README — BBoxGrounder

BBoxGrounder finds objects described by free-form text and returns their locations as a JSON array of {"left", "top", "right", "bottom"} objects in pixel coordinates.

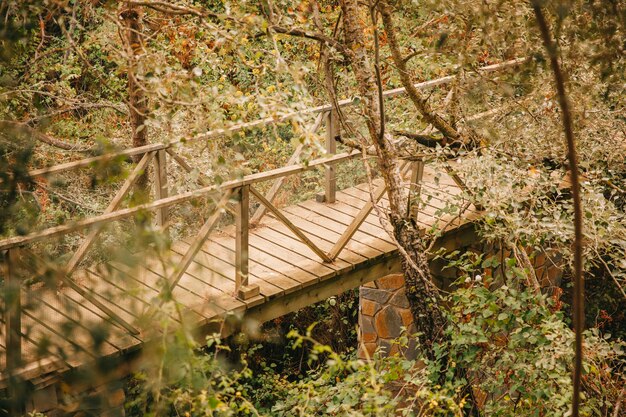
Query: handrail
[
  {"left": 0, "top": 150, "right": 361, "bottom": 250},
  {"left": 26, "top": 58, "right": 526, "bottom": 178}
]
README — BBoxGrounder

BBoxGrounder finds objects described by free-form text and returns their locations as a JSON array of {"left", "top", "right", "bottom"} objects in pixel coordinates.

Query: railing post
[
  {"left": 408, "top": 158, "right": 424, "bottom": 220},
  {"left": 4, "top": 248, "right": 24, "bottom": 415},
  {"left": 317, "top": 110, "right": 338, "bottom": 203},
  {"left": 235, "top": 185, "right": 258, "bottom": 300},
  {"left": 154, "top": 149, "right": 169, "bottom": 232}
]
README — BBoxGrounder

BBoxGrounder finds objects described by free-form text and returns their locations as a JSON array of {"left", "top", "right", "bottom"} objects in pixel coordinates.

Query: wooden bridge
[{"left": 0, "top": 61, "right": 523, "bottom": 399}]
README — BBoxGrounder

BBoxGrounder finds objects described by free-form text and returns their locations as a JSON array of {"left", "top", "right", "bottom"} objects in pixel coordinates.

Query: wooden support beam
[
  {"left": 250, "top": 112, "right": 326, "bottom": 225},
  {"left": 65, "top": 152, "right": 156, "bottom": 274},
  {"left": 241, "top": 255, "right": 402, "bottom": 329},
  {"left": 250, "top": 186, "right": 332, "bottom": 263},
  {"left": 318, "top": 110, "right": 338, "bottom": 203},
  {"left": 408, "top": 158, "right": 425, "bottom": 220},
  {"left": 154, "top": 149, "right": 169, "bottom": 230},
  {"left": 165, "top": 190, "right": 233, "bottom": 294},
  {"left": 166, "top": 148, "right": 211, "bottom": 187},
  {"left": 236, "top": 186, "right": 257, "bottom": 299},
  {"left": 327, "top": 182, "right": 387, "bottom": 260}
]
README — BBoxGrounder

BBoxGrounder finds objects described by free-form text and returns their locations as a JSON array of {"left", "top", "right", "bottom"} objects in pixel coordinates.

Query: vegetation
[{"left": 0, "top": 0, "right": 624, "bottom": 416}]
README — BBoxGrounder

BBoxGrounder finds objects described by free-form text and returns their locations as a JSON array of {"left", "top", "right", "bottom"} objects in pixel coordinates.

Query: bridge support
[{"left": 358, "top": 274, "right": 418, "bottom": 359}]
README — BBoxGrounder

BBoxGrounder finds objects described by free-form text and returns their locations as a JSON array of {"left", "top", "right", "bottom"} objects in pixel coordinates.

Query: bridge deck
[{"left": 0, "top": 164, "right": 479, "bottom": 384}]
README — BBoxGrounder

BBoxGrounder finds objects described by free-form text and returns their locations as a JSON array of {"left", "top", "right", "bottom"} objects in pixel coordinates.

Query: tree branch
[
  {"left": 270, "top": 25, "right": 352, "bottom": 59},
  {"left": 531, "top": 4, "right": 584, "bottom": 417}
]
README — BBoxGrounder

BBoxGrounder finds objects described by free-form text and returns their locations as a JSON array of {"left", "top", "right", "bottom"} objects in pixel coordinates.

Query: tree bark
[
  {"left": 339, "top": 0, "right": 447, "bottom": 359},
  {"left": 121, "top": 4, "right": 148, "bottom": 190}
]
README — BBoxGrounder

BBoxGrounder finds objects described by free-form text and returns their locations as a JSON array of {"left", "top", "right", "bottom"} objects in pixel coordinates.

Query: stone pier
[{"left": 358, "top": 274, "right": 418, "bottom": 359}]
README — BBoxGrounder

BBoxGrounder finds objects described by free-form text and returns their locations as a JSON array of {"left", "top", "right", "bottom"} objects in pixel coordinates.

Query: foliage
[{"left": 1, "top": 0, "right": 625, "bottom": 415}]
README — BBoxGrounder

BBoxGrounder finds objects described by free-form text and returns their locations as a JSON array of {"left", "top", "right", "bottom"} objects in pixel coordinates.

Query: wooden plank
[
  {"left": 332, "top": 191, "right": 392, "bottom": 233},
  {"left": 293, "top": 202, "right": 396, "bottom": 253},
  {"left": 345, "top": 184, "right": 465, "bottom": 232},
  {"left": 261, "top": 218, "right": 369, "bottom": 266},
  {"left": 19, "top": 248, "right": 139, "bottom": 336},
  {"left": 66, "top": 151, "right": 156, "bottom": 273},
  {"left": 253, "top": 224, "right": 356, "bottom": 271},
  {"left": 84, "top": 267, "right": 156, "bottom": 314},
  {"left": 21, "top": 302, "right": 98, "bottom": 366},
  {"left": 208, "top": 234, "right": 321, "bottom": 287},
  {"left": 328, "top": 182, "right": 387, "bottom": 260},
  {"left": 170, "top": 240, "right": 284, "bottom": 299},
  {"left": 250, "top": 186, "right": 331, "bottom": 263},
  {"left": 107, "top": 261, "right": 223, "bottom": 321},
  {"left": 144, "top": 254, "right": 248, "bottom": 313},
  {"left": 167, "top": 190, "right": 233, "bottom": 295},
  {"left": 272, "top": 206, "right": 385, "bottom": 260},
  {"left": 30, "top": 290, "right": 125, "bottom": 353},
  {"left": 224, "top": 228, "right": 336, "bottom": 281},
  {"left": 60, "top": 286, "right": 144, "bottom": 348},
  {"left": 247, "top": 232, "right": 338, "bottom": 282},
  {"left": 189, "top": 237, "right": 305, "bottom": 293},
  {"left": 181, "top": 238, "right": 299, "bottom": 296}
]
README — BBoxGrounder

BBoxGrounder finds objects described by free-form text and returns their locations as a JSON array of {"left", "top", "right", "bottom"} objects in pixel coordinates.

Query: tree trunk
[
  {"left": 120, "top": 4, "right": 148, "bottom": 190},
  {"left": 339, "top": 0, "right": 447, "bottom": 359}
]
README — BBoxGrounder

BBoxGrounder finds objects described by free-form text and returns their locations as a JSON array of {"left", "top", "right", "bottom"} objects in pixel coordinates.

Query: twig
[
  {"left": 1, "top": 121, "right": 95, "bottom": 152},
  {"left": 38, "top": 184, "right": 98, "bottom": 212},
  {"left": 532, "top": 4, "right": 584, "bottom": 417}
]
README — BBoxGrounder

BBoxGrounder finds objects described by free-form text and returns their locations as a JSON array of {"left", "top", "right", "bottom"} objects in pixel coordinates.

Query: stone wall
[{"left": 358, "top": 274, "right": 417, "bottom": 360}]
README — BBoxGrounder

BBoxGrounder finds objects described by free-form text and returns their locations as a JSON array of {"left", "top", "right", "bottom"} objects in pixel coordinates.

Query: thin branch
[
  {"left": 270, "top": 25, "right": 352, "bottom": 59},
  {"left": 532, "top": 4, "right": 584, "bottom": 417},
  {"left": 1, "top": 121, "right": 95, "bottom": 152}
]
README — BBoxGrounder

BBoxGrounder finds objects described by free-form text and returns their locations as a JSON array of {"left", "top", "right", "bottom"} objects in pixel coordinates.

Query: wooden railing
[{"left": 0, "top": 58, "right": 525, "bottom": 374}]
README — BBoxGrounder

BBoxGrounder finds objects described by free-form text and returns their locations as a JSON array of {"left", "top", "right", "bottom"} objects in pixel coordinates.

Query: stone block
[
  {"left": 378, "top": 339, "right": 392, "bottom": 355},
  {"left": 389, "top": 289, "right": 410, "bottom": 308},
  {"left": 360, "top": 315, "right": 375, "bottom": 334},
  {"left": 30, "top": 385, "right": 58, "bottom": 413},
  {"left": 108, "top": 388, "right": 126, "bottom": 408},
  {"left": 359, "top": 342, "right": 378, "bottom": 359},
  {"left": 376, "top": 274, "right": 405, "bottom": 290},
  {"left": 361, "top": 287, "right": 392, "bottom": 304},
  {"left": 361, "top": 331, "right": 377, "bottom": 343},
  {"left": 374, "top": 306, "right": 403, "bottom": 339},
  {"left": 361, "top": 299, "right": 379, "bottom": 316},
  {"left": 533, "top": 252, "right": 547, "bottom": 269},
  {"left": 398, "top": 308, "right": 414, "bottom": 327}
]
